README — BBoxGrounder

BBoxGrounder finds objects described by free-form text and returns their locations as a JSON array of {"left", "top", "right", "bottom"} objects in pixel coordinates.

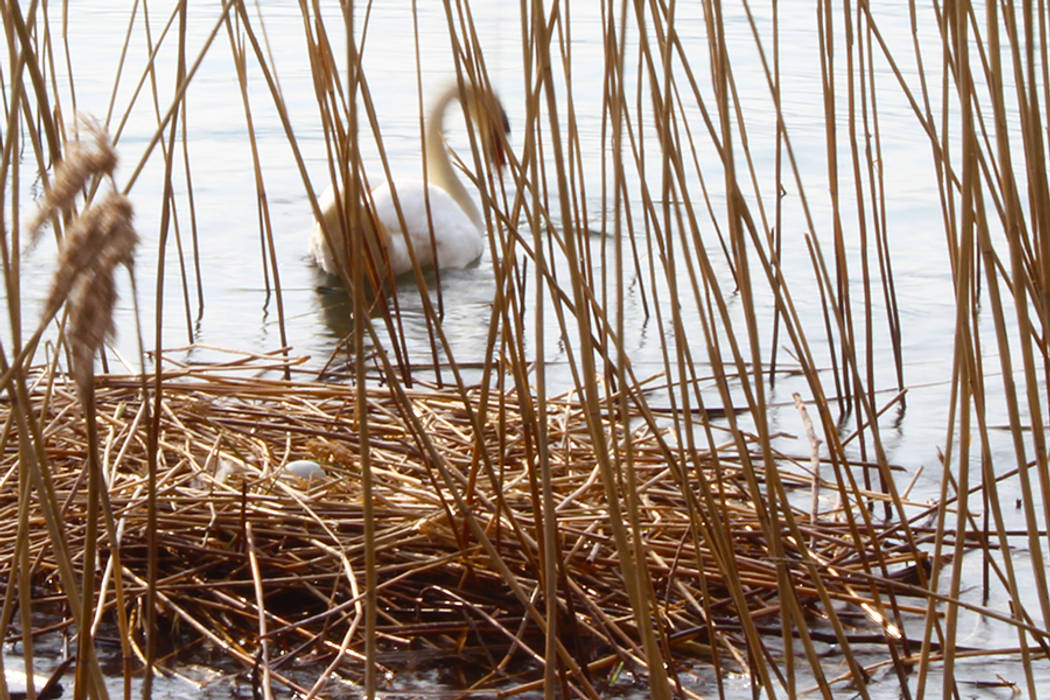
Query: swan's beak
[{"left": 491, "top": 126, "right": 507, "bottom": 169}]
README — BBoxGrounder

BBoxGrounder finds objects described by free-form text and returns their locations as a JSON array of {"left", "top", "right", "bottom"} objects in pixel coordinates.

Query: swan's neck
[{"left": 424, "top": 85, "right": 483, "bottom": 229}]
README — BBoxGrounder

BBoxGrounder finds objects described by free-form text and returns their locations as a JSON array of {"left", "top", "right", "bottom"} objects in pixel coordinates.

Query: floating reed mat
[{"left": 1, "top": 355, "right": 952, "bottom": 693}]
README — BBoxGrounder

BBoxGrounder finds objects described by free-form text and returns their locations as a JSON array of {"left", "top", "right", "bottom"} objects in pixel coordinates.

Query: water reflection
[{"left": 309, "top": 256, "right": 498, "bottom": 382}]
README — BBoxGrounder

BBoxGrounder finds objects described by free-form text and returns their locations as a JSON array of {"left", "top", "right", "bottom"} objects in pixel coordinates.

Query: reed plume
[
  {"left": 52, "top": 194, "right": 138, "bottom": 388},
  {"left": 31, "top": 125, "right": 137, "bottom": 391},
  {"left": 26, "top": 120, "right": 118, "bottom": 242}
]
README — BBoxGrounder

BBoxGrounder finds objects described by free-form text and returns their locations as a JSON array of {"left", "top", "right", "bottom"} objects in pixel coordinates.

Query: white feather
[{"left": 309, "top": 180, "right": 484, "bottom": 278}]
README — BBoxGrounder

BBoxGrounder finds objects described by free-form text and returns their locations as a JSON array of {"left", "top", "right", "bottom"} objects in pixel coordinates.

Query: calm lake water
[{"left": 7, "top": 0, "right": 1049, "bottom": 697}]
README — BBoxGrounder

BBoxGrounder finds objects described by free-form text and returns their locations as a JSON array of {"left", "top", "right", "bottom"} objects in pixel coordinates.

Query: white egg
[{"left": 282, "top": 459, "right": 326, "bottom": 481}]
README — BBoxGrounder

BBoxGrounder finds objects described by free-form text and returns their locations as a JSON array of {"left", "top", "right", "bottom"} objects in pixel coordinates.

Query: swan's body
[
  {"left": 310, "top": 83, "right": 508, "bottom": 279},
  {"left": 309, "top": 179, "right": 484, "bottom": 276}
]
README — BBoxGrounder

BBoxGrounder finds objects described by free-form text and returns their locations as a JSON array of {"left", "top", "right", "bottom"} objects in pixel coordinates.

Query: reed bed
[
  {"left": 0, "top": 351, "right": 968, "bottom": 697},
  {"left": 2, "top": 0, "right": 1049, "bottom": 698}
]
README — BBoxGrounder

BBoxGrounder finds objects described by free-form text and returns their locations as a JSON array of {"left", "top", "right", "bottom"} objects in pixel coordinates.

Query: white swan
[{"left": 309, "top": 82, "right": 509, "bottom": 280}]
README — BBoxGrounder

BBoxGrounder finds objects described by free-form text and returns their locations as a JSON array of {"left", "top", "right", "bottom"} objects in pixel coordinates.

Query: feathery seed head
[
  {"left": 30, "top": 120, "right": 137, "bottom": 392},
  {"left": 27, "top": 118, "right": 119, "bottom": 242}
]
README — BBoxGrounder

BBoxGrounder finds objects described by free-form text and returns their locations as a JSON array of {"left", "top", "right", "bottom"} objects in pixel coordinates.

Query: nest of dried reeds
[{"left": 0, "top": 351, "right": 956, "bottom": 696}]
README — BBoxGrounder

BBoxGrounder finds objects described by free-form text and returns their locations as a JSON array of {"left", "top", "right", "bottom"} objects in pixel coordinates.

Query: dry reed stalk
[
  {"left": 223, "top": 9, "right": 289, "bottom": 374},
  {"left": 13, "top": 116, "right": 138, "bottom": 700}
]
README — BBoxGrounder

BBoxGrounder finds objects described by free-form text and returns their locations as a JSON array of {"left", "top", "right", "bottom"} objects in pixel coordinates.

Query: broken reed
[{"left": 0, "top": 1, "right": 1048, "bottom": 699}]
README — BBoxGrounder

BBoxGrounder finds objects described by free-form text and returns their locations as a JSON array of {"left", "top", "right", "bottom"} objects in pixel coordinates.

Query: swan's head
[{"left": 466, "top": 88, "right": 510, "bottom": 169}]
